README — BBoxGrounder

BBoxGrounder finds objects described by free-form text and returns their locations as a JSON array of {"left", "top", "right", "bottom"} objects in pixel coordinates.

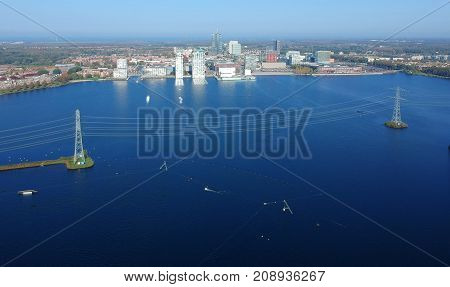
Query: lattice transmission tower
[
  {"left": 386, "top": 87, "right": 407, "bottom": 129},
  {"left": 74, "top": 109, "right": 85, "bottom": 164},
  {"left": 392, "top": 87, "right": 402, "bottom": 124}
]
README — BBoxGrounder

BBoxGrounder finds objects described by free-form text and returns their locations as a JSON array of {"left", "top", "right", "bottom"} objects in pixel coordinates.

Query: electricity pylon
[
  {"left": 74, "top": 109, "right": 85, "bottom": 164},
  {"left": 392, "top": 87, "right": 402, "bottom": 125},
  {"left": 386, "top": 87, "right": 407, "bottom": 129}
]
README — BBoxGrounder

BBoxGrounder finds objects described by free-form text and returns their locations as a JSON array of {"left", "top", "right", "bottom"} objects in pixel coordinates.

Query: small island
[{"left": 384, "top": 121, "right": 408, "bottom": 129}]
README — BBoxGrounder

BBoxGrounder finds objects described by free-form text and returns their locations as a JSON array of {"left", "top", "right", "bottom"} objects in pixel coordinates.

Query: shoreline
[
  {"left": 0, "top": 78, "right": 113, "bottom": 96},
  {"left": 312, "top": 71, "right": 396, "bottom": 76},
  {"left": 1, "top": 70, "right": 447, "bottom": 96}
]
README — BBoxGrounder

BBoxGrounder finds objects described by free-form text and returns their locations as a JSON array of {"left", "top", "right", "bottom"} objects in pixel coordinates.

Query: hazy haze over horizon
[{"left": 0, "top": 0, "right": 449, "bottom": 41}]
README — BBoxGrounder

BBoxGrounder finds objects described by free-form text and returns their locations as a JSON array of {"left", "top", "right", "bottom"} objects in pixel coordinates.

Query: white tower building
[
  {"left": 192, "top": 49, "right": 207, "bottom": 85},
  {"left": 113, "top": 58, "right": 128, "bottom": 80},
  {"left": 175, "top": 51, "right": 184, "bottom": 86},
  {"left": 228, "top": 41, "right": 241, "bottom": 56}
]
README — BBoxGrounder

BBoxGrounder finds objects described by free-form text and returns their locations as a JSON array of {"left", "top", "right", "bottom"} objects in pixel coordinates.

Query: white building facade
[
  {"left": 228, "top": 41, "right": 242, "bottom": 56},
  {"left": 142, "top": 67, "right": 167, "bottom": 78},
  {"left": 244, "top": 55, "right": 259, "bottom": 71},
  {"left": 216, "top": 65, "right": 237, "bottom": 78},
  {"left": 192, "top": 49, "right": 207, "bottom": 85},
  {"left": 175, "top": 51, "right": 184, "bottom": 86},
  {"left": 289, "top": 54, "right": 306, "bottom": 65},
  {"left": 113, "top": 58, "right": 128, "bottom": 80}
]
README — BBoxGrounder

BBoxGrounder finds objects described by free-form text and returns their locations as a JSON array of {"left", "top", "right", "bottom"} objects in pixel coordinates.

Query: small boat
[
  {"left": 204, "top": 186, "right": 224, "bottom": 194},
  {"left": 17, "top": 190, "right": 38, "bottom": 196},
  {"left": 146, "top": 95, "right": 150, "bottom": 103}
]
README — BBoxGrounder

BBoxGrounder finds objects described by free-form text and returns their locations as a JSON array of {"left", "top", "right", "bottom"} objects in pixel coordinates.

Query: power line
[
  {"left": 0, "top": 117, "right": 72, "bottom": 134},
  {"left": 0, "top": 135, "right": 74, "bottom": 153}
]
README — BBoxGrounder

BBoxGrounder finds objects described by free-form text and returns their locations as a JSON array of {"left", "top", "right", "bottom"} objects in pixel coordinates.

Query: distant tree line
[
  {"left": 372, "top": 60, "right": 450, "bottom": 78},
  {"left": 332, "top": 55, "right": 368, "bottom": 64},
  {"left": 419, "top": 67, "right": 450, "bottom": 78},
  {"left": 333, "top": 55, "right": 450, "bottom": 78},
  {"left": 0, "top": 66, "right": 103, "bottom": 95}
]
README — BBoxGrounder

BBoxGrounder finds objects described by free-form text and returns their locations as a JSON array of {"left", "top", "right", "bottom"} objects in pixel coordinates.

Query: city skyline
[{"left": 0, "top": 0, "right": 449, "bottom": 41}]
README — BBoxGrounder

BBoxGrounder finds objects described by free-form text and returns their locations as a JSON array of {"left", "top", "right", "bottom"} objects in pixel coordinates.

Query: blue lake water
[{"left": 0, "top": 73, "right": 449, "bottom": 266}]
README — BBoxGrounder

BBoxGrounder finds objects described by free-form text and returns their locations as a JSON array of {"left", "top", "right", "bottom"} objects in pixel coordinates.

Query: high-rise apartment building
[
  {"left": 192, "top": 49, "right": 207, "bottom": 85},
  {"left": 113, "top": 58, "right": 128, "bottom": 79},
  {"left": 211, "top": 31, "right": 223, "bottom": 54},
  {"left": 274, "top": 40, "right": 281, "bottom": 53},
  {"left": 175, "top": 51, "right": 184, "bottom": 86}
]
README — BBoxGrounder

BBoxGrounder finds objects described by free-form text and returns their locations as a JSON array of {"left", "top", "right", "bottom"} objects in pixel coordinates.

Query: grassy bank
[
  {"left": 0, "top": 152, "right": 94, "bottom": 172},
  {"left": 0, "top": 78, "right": 111, "bottom": 96}
]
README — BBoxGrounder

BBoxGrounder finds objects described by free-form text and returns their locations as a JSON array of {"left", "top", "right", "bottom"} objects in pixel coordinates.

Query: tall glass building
[
  {"left": 211, "top": 31, "right": 223, "bottom": 54},
  {"left": 274, "top": 40, "right": 281, "bottom": 53}
]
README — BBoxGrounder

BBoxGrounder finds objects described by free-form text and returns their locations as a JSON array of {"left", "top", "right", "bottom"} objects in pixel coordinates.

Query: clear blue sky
[{"left": 0, "top": 0, "right": 449, "bottom": 41}]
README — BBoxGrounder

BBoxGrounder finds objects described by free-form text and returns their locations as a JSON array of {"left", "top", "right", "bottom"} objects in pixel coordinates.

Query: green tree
[
  {"left": 68, "top": 66, "right": 82, "bottom": 74},
  {"left": 37, "top": 69, "right": 49, "bottom": 75},
  {"left": 52, "top": 68, "right": 62, "bottom": 75},
  {"left": 57, "top": 73, "right": 70, "bottom": 83}
]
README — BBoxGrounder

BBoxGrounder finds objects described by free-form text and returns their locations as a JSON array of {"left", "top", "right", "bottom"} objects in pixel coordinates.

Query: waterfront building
[
  {"left": 261, "top": 62, "right": 287, "bottom": 69},
  {"left": 216, "top": 63, "right": 238, "bottom": 79},
  {"left": 318, "top": 65, "right": 363, "bottom": 74},
  {"left": 142, "top": 67, "right": 168, "bottom": 78},
  {"left": 289, "top": 54, "right": 306, "bottom": 65},
  {"left": 211, "top": 31, "right": 223, "bottom": 54},
  {"left": 175, "top": 51, "right": 184, "bottom": 86},
  {"left": 315, "top": 51, "right": 333, "bottom": 64},
  {"left": 266, "top": 52, "right": 278, "bottom": 63},
  {"left": 228, "top": 41, "right": 242, "bottom": 56},
  {"left": 113, "top": 58, "right": 128, "bottom": 79},
  {"left": 411, "top": 55, "right": 424, "bottom": 61},
  {"left": 244, "top": 55, "right": 259, "bottom": 71},
  {"left": 192, "top": 49, "right": 207, "bottom": 85},
  {"left": 285, "top": 51, "right": 300, "bottom": 59}
]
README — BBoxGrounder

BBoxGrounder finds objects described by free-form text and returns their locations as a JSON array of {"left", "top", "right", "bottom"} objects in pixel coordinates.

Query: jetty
[
  {"left": 0, "top": 109, "right": 94, "bottom": 172},
  {"left": 0, "top": 151, "right": 94, "bottom": 172}
]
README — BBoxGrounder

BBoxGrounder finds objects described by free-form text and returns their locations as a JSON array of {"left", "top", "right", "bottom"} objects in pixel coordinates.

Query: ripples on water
[{"left": 0, "top": 74, "right": 449, "bottom": 266}]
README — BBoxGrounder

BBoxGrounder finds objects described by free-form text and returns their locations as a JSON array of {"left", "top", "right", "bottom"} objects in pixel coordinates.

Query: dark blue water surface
[{"left": 0, "top": 73, "right": 449, "bottom": 267}]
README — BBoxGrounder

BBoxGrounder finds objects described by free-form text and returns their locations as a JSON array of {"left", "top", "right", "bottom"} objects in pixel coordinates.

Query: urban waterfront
[{"left": 0, "top": 73, "right": 449, "bottom": 266}]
